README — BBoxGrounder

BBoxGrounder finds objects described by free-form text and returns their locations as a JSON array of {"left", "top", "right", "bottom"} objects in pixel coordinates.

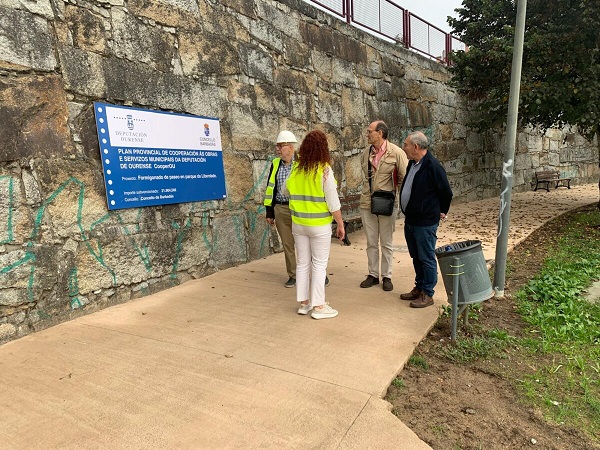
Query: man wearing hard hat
[{"left": 264, "top": 130, "right": 299, "bottom": 288}]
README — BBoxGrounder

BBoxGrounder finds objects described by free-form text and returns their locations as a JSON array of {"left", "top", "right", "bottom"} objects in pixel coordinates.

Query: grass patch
[
  {"left": 431, "top": 424, "right": 449, "bottom": 438},
  {"left": 407, "top": 354, "right": 429, "bottom": 371},
  {"left": 515, "top": 209, "right": 600, "bottom": 439},
  {"left": 391, "top": 407, "right": 402, "bottom": 418},
  {"left": 435, "top": 328, "right": 515, "bottom": 363},
  {"left": 431, "top": 208, "right": 600, "bottom": 440},
  {"left": 391, "top": 377, "right": 405, "bottom": 389}
]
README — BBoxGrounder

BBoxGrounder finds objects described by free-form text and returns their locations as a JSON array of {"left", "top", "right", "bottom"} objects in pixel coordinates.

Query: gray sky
[{"left": 400, "top": 0, "right": 463, "bottom": 33}]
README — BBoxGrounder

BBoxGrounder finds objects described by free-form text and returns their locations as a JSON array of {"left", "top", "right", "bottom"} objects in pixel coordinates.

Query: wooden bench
[
  {"left": 534, "top": 170, "right": 572, "bottom": 192},
  {"left": 336, "top": 193, "right": 361, "bottom": 246}
]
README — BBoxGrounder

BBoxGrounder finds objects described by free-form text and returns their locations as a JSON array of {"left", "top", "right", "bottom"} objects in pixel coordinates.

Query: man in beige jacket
[{"left": 359, "top": 120, "right": 408, "bottom": 291}]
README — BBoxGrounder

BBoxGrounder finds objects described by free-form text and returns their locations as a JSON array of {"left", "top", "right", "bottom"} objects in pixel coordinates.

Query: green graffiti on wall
[
  {"left": 170, "top": 205, "right": 194, "bottom": 280},
  {"left": 0, "top": 176, "right": 14, "bottom": 244},
  {"left": 68, "top": 267, "right": 84, "bottom": 309},
  {"left": 116, "top": 210, "right": 152, "bottom": 272},
  {"left": 1, "top": 165, "right": 277, "bottom": 307},
  {"left": 243, "top": 160, "right": 272, "bottom": 256}
]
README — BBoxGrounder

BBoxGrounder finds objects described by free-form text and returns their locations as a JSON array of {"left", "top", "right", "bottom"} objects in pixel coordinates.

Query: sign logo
[
  {"left": 204, "top": 123, "right": 210, "bottom": 136},
  {"left": 126, "top": 114, "right": 134, "bottom": 130}
]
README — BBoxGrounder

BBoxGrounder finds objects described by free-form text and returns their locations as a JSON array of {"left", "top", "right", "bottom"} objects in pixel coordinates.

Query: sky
[{"left": 399, "top": 0, "right": 463, "bottom": 33}]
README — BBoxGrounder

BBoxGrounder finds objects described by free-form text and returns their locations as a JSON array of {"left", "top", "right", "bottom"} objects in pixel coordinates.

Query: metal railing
[{"left": 304, "top": 0, "right": 465, "bottom": 65}]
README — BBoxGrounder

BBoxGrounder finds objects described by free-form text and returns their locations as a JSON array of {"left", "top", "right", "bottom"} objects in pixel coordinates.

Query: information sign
[{"left": 93, "top": 102, "right": 226, "bottom": 210}]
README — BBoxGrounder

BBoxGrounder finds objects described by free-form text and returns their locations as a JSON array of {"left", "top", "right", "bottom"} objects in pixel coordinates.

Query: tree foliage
[{"left": 448, "top": 0, "right": 600, "bottom": 140}]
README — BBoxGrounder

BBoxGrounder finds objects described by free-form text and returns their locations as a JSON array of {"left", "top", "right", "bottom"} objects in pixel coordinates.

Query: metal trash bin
[{"left": 435, "top": 240, "right": 493, "bottom": 305}]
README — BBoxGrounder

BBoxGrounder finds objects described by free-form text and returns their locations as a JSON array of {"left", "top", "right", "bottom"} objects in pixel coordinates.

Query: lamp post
[{"left": 493, "top": 0, "right": 528, "bottom": 298}]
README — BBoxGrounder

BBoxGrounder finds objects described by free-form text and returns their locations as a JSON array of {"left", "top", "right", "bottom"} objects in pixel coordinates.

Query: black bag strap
[
  {"left": 368, "top": 158, "right": 373, "bottom": 194},
  {"left": 369, "top": 154, "right": 398, "bottom": 195}
]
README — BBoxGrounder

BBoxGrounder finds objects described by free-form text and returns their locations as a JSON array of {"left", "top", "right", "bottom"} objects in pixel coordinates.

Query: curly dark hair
[{"left": 297, "top": 130, "right": 331, "bottom": 173}]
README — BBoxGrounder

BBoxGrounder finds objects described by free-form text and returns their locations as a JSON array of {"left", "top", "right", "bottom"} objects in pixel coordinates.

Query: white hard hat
[{"left": 276, "top": 130, "right": 298, "bottom": 144}]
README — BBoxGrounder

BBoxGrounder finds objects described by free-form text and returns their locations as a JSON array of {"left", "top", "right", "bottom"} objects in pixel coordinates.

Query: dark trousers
[{"left": 404, "top": 223, "right": 439, "bottom": 297}]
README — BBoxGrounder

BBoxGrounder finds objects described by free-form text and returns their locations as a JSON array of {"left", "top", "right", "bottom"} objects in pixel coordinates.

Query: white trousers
[
  {"left": 360, "top": 208, "right": 396, "bottom": 279},
  {"left": 292, "top": 223, "right": 331, "bottom": 307}
]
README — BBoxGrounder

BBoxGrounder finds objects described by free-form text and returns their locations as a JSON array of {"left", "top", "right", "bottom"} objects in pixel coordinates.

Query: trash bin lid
[{"left": 435, "top": 239, "right": 482, "bottom": 256}]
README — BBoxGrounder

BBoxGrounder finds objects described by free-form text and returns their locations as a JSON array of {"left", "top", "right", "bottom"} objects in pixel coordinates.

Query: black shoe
[
  {"left": 360, "top": 275, "right": 379, "bottom": 288},
  {"left": 285, "top": 277, "right": 296, "bottom": 288},
  {"left": 382, "top": 277, "right": 393, "bottom": 291},
  {"left": 325, "top": 276, "right": 330, "bottom": 287}
]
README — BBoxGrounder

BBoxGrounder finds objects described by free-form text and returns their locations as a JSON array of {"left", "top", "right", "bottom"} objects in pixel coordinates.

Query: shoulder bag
[{"left": 369, "top": 161, "right": 395, "bottom": 216}]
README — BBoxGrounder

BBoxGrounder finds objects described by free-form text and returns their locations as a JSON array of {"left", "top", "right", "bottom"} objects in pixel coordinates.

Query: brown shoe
[
  {"left": 400, "top": 287, "right": 422, "bottom": 300},
  {"left": 410, "top": 293, "right": 434, "bottom": 308}
]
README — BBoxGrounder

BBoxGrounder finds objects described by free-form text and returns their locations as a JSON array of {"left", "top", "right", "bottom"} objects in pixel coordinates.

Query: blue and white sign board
[{"left": 93, "top": 102, "right": 226, "bottom": 210}]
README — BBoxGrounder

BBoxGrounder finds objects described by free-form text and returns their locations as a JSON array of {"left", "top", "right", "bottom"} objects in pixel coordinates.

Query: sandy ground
[{"left": 436, "top": 184, "right": 599, "bottom": 263}]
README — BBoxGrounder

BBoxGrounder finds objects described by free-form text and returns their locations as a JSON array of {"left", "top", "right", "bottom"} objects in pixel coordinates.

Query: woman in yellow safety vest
[{"left": 284, "top": 130, "right": 345, "bottom": 319}]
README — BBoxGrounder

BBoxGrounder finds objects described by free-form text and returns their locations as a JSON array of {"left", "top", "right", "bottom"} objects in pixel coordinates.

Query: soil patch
[{"left": 387, "top": 204, "right": 600, "bottom": 450}]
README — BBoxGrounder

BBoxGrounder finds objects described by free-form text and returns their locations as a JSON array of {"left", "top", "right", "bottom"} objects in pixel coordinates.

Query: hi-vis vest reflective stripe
[
  {"left": 287, "top": 164, "right": 332, "bottom": 227},
  {"left": 263, "top": 158, "right": 281, "bottom": 207}
]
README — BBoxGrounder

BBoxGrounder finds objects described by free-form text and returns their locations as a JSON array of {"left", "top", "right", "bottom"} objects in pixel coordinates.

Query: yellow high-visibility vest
[
  {"left": 287, "top": 164, "right": 332, "bottom": 227},
  {"left": 263, "top": 158, "right": 281, "bottom": 207}
]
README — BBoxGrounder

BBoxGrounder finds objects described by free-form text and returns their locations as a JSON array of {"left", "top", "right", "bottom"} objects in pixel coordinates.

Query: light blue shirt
[{"left": 400, "top": 161, "right": 422, "bottom": 210}]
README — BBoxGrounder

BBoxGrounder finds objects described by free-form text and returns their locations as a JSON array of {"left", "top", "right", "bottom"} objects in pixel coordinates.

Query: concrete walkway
[{"left": 1, "top": 184, "right": 597, "bottom": 449}]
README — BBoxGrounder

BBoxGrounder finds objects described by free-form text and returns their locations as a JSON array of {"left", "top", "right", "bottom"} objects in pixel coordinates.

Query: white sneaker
[
  {"left": 311, "top": 303, "right": 338, "bottom": 320},
  {"left": 297, "top": 303, "right": 312, "bottom": 315}
]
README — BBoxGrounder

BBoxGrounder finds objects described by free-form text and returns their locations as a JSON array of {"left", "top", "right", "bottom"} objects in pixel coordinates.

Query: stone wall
[{"left": 0, "top": 0, "right": 598, "bottom": 343}]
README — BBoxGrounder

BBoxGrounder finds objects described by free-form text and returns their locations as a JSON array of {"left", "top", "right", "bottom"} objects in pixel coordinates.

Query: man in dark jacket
[{"left": 399, "top": 131, "right": 453, "bottom": 308}]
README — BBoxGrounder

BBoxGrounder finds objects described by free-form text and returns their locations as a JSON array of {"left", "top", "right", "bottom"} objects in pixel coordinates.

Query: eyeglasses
[
  {"left": 276, "top": 143, "right": 291, "bottom": 149},
  {"left": 366, "top": 129, "right": 379, "bottom": 135}
]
